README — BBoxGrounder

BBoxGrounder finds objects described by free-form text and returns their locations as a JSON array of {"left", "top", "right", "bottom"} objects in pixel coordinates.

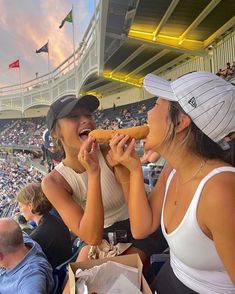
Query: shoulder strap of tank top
[
  {"left": 191, "top": 166, "right": 235, "bottom": 208},
  {"left": 161, "top": 169, "right": 176, "bottom": 230},
  {"left": 54, "top": 161, "right": 63, "bottom": 170},
  {"left": 162, "top": 169, "right": 176, "bottom": 208}
]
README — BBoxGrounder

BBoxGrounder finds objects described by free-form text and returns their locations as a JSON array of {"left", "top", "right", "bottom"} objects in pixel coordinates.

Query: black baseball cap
[{"left": 46, "top": 94, "right": 99, "bottom": 131}]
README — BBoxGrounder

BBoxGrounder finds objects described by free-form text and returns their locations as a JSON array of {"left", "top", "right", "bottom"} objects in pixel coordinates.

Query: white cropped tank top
[
  {"left": 161, "top": 167, "right": 235, "bottom": 294},
  {"left": 55, "top": 148, "right": 129, "bottom": 228}
]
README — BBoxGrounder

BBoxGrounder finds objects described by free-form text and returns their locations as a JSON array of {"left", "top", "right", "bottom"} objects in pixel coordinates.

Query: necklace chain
[{"left": 174, "top": 160, "right": 206, "bottom": 206}]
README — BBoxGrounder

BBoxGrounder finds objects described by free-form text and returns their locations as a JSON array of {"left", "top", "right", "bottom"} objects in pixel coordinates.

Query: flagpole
[
  {"left": 71, "top": 5, "right": 78, "bottom": 93},
  {"left": 18, "top": 59, "right": 23, "bottom": 115},
  {"left": 94, "top": 0, "right": 97, "bottom": 58},
  {"left": 47, "top": 39, "right": 50, "bottom": 76},
  {"left": 72, "top": 5, "right": 76, "bottom": 68},
  {"left": 47, "top": 40, "right": 52, "bottom": 101},
  {"left": 59, "top": 7, "right": 77, "bottom": 93}
]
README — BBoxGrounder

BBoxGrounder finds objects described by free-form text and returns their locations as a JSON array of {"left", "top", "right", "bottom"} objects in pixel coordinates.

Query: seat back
[
  {"left": 51, "top": 272, "right": 59, "bottom": 294},
  {"left": 53, "top": 241, "right": 81, "bottom": 294},
  {"left": 145, "top": 253, "right": 170, "bottom": 285}
]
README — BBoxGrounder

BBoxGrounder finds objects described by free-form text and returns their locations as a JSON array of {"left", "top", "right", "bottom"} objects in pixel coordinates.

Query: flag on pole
[
  {"left": 36, "top": 42, "right": 48, "bottom": 54},
  {"left": 8, "top": 59, "right": 20, "bottom": 69},
  {"left": 59, "top": 9, "right": 73, "bottom": 28}
]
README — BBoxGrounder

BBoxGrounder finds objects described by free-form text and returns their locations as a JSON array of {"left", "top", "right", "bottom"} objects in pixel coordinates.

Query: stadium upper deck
[{"left": 0, "top": 0, "right": 234, "bottom": 119}]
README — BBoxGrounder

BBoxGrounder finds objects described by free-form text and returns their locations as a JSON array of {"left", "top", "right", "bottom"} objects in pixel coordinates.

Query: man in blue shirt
[{"left": 0, "top": 218, "right": 54, "bottom": 294}]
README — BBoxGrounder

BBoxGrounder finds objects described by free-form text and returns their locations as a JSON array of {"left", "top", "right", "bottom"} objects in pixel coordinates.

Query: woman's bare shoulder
[
  {"left": 42, "top": 169, "right": 61, "bottom": 184},
  {"left": 200, "top": 165, "right": 235, "bottom": 238},
  {"left": 42, "top": 169, "right": 72, "bottom": 194},
  {"left": 202, "top": 164, "right": 235, "bottom": 209}
]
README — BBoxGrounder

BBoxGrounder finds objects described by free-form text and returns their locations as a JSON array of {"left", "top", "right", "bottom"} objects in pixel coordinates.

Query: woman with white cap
[{"left": 109, "top": 72, "right": 235, "bottom": 293}]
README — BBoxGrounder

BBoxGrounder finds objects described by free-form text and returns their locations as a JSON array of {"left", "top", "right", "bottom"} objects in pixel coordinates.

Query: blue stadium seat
[
  {"left": 72, "top": 236, "right": 81, "bottom": 251},
  {"left": 150, "top": 253, "right": 170, "bottom": 273},
  {"left": 53, "top": 238, "right": 81, "bottom": 294},
  {"left": 145, "top": 252, "right": 170, "bottom": 285},
  {"left": 51, "top": 272, "right": 59, "bottom": 294}
]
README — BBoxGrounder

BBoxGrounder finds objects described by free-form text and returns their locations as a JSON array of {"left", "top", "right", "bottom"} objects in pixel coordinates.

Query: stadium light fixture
[
  {"left": 103, "top": 72, "right": 142, "bottom": 88},
  {"left": 178, "top": 38, "right": 184, "bottom": 45}
]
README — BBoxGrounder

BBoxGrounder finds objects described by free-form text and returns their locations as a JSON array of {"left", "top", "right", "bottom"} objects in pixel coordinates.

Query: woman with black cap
[
  {"left": 42, "top": 94, "right": 167, "bottom": 263},
  {"left": 109, "top": 72, "right": 235, "bottom": 293}
]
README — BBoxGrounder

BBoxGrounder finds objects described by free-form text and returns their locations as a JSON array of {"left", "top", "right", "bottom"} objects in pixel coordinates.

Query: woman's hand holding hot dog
[{"left": 109, "top": 134, "right": 141, "bottom": 171}]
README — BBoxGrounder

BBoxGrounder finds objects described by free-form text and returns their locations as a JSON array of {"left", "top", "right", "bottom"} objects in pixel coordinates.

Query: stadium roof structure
[{"left": 82, "top": 0, "right": 235, "bottom": 96}]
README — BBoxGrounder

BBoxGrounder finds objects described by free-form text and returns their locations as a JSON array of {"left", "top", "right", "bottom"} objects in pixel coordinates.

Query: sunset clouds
[{"left": 0, "top": 0, "right": 93, "bottom": 87}]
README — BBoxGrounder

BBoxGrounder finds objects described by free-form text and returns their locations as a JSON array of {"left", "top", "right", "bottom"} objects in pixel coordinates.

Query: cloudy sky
[{"left": 0, "top": 0, "right": 94, "bottom": 87}]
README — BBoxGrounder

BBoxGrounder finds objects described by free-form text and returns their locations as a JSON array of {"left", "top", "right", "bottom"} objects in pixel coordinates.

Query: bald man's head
[{"left": 0, "top": 218, "right": 23, "bottom": 253}]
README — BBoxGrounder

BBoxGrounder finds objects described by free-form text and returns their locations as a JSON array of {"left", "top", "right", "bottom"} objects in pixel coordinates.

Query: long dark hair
[{"left": 168, "top": 101, "right": 235, "bottom": 166}]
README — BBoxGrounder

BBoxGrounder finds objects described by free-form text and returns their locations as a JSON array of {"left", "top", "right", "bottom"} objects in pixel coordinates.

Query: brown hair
[
  {"left": 16, "top": 183, "right": 52, "bottom": 215},
  {"left": 166, "top": 101, "right": 234, "bottom": 165},
  {"left": 50, "top": 121, "right": 65, "bottom": 159}
]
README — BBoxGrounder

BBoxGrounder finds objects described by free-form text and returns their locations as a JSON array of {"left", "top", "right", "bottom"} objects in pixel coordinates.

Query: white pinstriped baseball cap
[{"left": 144, "top": 71, "right": 235, "bottom": 142}]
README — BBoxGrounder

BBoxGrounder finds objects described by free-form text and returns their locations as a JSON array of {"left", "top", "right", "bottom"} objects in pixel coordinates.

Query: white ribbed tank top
[
  {"left": 55, "top": 148, "right": 129, "bottom": 228},
  {"left": 161, "top": 167, "right": 235, "bottom": 294}
]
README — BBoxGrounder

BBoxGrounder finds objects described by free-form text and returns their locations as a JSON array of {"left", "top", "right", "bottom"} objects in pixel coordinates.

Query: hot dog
[{"left": 89, "top": 125, "right": 149, "bottom": 143}]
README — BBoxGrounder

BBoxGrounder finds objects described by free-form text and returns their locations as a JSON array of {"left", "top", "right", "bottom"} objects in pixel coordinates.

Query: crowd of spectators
[
  {"left": 2, "top": 86, "right": 235, "bottom": 151},
  {"left": 0, "top": 157, "right": 43, "bottom": 218},
  {"left": 0, "top": 99, "right": 153, "bottom": 149},
  {"left": 0, "top": 119, "right": 16, "bottom": 132},
  {"left": 94, "top": 100, "right": 151, "bottom": 130},
  {"left": 0, "top": 70, "right": 234, "bottom": 149},
  {"left": 216, "top": 61, "right": 235, "bottom": 81},
  {"left": 0, "top": 117, "right": 46, "bottom": 147}
]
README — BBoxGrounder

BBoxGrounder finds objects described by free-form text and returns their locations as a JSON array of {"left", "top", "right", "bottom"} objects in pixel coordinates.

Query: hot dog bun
[{"left": 89, "top": 125, "right": 149, "bottom": 143}]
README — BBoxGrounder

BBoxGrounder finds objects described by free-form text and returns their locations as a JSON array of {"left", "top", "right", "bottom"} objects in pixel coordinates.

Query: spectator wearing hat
[
  {"left": 16, "top": 182, "right": 72, "bottom": 268},
  {"left": 42, "top": 129, "right": 61, "bottom": 172},
  {"left": 109, "top": 71, "right": 235, "bottom": 293},
  {"left": 0, "top": 218, "right": 54, "bottom": 294},
  {"left": 41, "top": 94, "right": 167, "bottom": 264}
]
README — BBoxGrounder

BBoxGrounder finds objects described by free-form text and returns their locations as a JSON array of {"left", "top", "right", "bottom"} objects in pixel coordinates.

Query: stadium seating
[
  {"left": 53, "top": 237, "right": 81, "bottom": 294},
  {"left": 145, "top": 252, "right": 170, "bottom": 285},
  {"left": 0, "top": 161, "right": 43, "bottom": 218},
  {"left": 52, "top": 272, "right": 59, "bottom": 294}
]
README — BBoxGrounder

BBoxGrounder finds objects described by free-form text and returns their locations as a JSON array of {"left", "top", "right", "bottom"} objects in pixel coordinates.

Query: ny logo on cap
[{"left": 188, "top": 97, "right": 197, "bottom": 108}]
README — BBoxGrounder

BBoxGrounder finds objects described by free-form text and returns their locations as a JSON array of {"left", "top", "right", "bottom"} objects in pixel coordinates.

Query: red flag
[{"left": 8, "top": 59, "right": 20, "bottom": 69}]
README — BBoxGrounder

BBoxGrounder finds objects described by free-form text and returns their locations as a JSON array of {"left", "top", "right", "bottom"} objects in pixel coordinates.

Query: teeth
[{"left": 79, "top": 128, "right": 91, "bottom": 136}]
